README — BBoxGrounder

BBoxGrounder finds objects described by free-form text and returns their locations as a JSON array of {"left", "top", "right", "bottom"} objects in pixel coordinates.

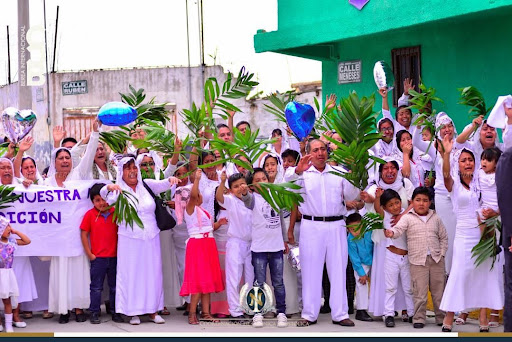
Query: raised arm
[
  {"left": 75, "top": 120, "right": 100, "bottom": 180},
  {"left": 14, "top": 137, "right": 34, "bottom": 178},
  {"left": 144, "top": 177, "right": 179, "bottom": 195},
  {"left": 11, "top": 226, "right": 31, "bottom": 246},
  {"left": 100, "top": 184, "right": 121, "bottom": 206},
  {"left": 456, "top": 116, "right": 482, "bottom": 145},
  {"left": 441, "top": 135, "right": 454, "bottom": 192},
  {"left": 401, "top": 143, "right": 412, "bottom": 179},
  {"left": 216, "top": 171, "right": 227, "bottom": 204},
  {"left": 412, "top": 127, "right": 437, "bottom": 160},
  {"left": 188, "top": 169, "right": 202, "bottom": 212},
  {"left": 379, "top": 88, "right": 390, "bottom": 112}
]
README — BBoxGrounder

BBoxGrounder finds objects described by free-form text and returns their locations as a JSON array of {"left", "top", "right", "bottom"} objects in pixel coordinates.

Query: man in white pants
[{"left": 285, "top": 139, "right": 358, "bottom": 327}]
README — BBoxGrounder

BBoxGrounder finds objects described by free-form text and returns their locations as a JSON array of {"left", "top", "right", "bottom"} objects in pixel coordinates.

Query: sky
[{"left": 0, "top": 0, "right": 322, "bottom": 93}]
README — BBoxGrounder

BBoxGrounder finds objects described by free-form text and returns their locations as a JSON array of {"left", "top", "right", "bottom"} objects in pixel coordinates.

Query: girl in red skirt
[{"left": 176, "top": 169, "right": 224, "bottom": 325}]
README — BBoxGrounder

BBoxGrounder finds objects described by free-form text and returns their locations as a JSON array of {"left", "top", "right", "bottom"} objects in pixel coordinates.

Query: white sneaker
[
  {"left": 252, "top": 313, "right": 264, "bottom": 328},
  {"left": 129, "top": 316, "right": 141, "bottom": 325},
  {"left": 13, "top": 321, "right": 27, "bottom": 328},
  {"left": 277, "top": 313, "right": 288, "bottom": 328},
  {"left": 149, "top": 314, "right": 165, "bottom": 324}
]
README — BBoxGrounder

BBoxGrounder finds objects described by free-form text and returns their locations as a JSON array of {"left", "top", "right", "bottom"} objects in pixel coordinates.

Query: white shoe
[
  {"left": 252, "top": 313, "right": 263, "bottom": 328},
  {"left": 0, "top": 324, "right": 3, "bottom": 332},
  {"left": 13, "top": 321, "right": 27, "bottom": 328},
  {"left": 129, "top": 316, "right": 141, "bottom": 325},
  {"left": 149, "top": 314, "right": 165, "bottom": 324},
  {"left": 277, "top": 313, "right": 288, "bottom": 328}
]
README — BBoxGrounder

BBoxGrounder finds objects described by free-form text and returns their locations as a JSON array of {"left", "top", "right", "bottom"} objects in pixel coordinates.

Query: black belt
[{"left": 302, "top": 215, "right": 345, "bottom": 222}]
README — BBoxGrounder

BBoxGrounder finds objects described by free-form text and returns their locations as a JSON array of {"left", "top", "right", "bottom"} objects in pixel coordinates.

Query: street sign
[
  {"left": 62, "top": 80, "right": 88, "bottom": 95},
  {"left": 338, "top": 60, "right": 362, "bottom": 84}
]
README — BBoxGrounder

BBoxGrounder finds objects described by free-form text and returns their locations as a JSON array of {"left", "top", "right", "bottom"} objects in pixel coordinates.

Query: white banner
[{"left": 0, "top": 180, "right": 99, "bottom": 257}]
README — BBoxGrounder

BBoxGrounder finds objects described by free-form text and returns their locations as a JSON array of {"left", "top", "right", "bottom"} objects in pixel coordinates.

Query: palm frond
[
  {"left": 99, "top": 129, "right": 132, "bottom": 154},
  {"left": 351, "top": 212, "right": 384, "bottom": 240},
  {"left": 471, "top": 216, "right": 502, "bottom": 269},
  {"left": 263, "top": 91, "right": 297, "bottom": 136},
  {"left": 109, "top": 190, "right": 144, "bottom": 230},
  {"left": 0, "top": 185, "right": 22, "bottom": 210},
  {"left": 458, "top": 86, "right": 490, "bottom": 119},
  {"left": 254, "top": 181, "right": 304, "bottom": 212}
]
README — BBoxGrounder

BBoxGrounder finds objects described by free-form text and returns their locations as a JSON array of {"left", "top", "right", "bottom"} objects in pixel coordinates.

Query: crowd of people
[{"left": 0, "top": 80, "right": 511, "bottom": 333}]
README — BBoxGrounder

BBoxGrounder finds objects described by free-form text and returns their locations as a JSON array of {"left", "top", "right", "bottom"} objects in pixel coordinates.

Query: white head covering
[
  {"left": 136, "top": 152, "right": 162, "bottom": 179},
  {"left": 488, "top": 95, "right": 512, "bottom": 130},
  {"left": 0, "top": 157, "right": 15, "bottom": 185},
  {"left": 18, "top": 155, "right": 44, "bottom": 184},
  {"left": 435, "top": 112, "right": 458, "bottom": 139},
  {"left": 375, "top": 156, "right": 404, "bottom": 192},
  {"left": 262, "top": 153, "right": 284, "bottom": 184},
  {"left": 450, "top": 147, "right": 480, "bottom": 214},
  {"left": 46, "top": 147, "right": 72, "bottom": 183},
  {"left": 117, "top": 156, "right": 143, "bottom": 192},
  {"left": 0, "top": 215, "right": 10, "bottom": 236}
]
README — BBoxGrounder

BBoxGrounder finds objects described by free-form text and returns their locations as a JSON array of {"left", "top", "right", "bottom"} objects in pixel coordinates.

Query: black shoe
[
  {"left": 59, "top": 313, "right": 70, "bottom": 324},
  {"left": 176, "top": 302, "right": 188, "bottom": 311},
  {"left": 320, "top": 305, "right": 331, "bottom": 314},
  {"left": 90, "top": 312, "right": 100, "bottom": 324},
  {"left": 414, "top": 322, "right": 425, "bottom": 329},
  {"left": 355, "top": 310, "right": 373, "bottom": 322},
  {"left": 385, "top": 316, "right": 395, "bottom": 328},
  {"left": 112, "top": 313, "right": 124, "bottom": 323},
  {"left": 76, "top": 313, "right": 87, "bottom": 323}
]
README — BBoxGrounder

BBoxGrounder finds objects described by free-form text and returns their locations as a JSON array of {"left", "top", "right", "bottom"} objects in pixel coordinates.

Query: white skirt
[
  {"left": 48, "top": 255, "right": 90, "bottom": 314},
  {"left": 368, "top": 241, "right": 406, "bottom": 316},
  {"left": 20, "top": 257, "right": 50, "bottom": 312},
  {"left": 0, "top": 269, "right": 19, "bottom": 302},
  {"left": 435, "top": 194, "right": 457, "bottom": 274},
  {"left": 12, "top": 256, "right": 38, "bottom": 303},
  {"left": 116, "top": 234, "right": 164, "bottom": 316},
  {"left": 160, "top": 229, "right": 182, "bottom": 307},
  {"left": 440, "top": 226, "right": 504, "bottom": 312}
]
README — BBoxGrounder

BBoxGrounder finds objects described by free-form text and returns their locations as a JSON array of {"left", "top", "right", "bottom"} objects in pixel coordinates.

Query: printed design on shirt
[
  {"left": 0, "top": 240, "right": 15, "bottom": 269},
  {"left": 262, "top": 201, "right": 281, "bottom": 230}
]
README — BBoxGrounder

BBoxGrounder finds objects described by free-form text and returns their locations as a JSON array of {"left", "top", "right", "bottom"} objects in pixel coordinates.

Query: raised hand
[
  {"left": 402, "top": 142, "right": 413, "bottom": 156},
  {"left": 325, "top": 94, "right": 337, "bottom": 110},
  {"left": 52, "top": 126, "right": 66, "bottom": 143},
  {"left": 441, "top": 134, "right": 454, "bottom": 154},
  {"left": 379, "top": 87, "right": 388, "bottom": 98},
  {"left": 195, "top": 168, "right": 202, "bottom": 181},
  {"left": 375, "top": 187, "right": 384, "bottom": 199},
  {"left": 220, "top": 170, "right": 227, "bottom": 183},
  {"left": 295, "top": 154, "right": 313, "bottom": 174},
  {"left": 93, "top": 118, "right": 102, "bottom": 132},
  {"left": 107, "top": 184, "right": 122, "bottom": 192},
  {"left": 472, "top": 115, "right": 484, "bottom": 127},
  {"left": 19, "top": 137, "right": 34, "bottom": 152},
  {"left": 174, "top": 136, "right": 182, "bottom": 152},
  {"left": 168, "top": 177, "right": 180, "bottom": 186},
  {"left": 403, "top": 78, "right": 414, "bottom": 95}
]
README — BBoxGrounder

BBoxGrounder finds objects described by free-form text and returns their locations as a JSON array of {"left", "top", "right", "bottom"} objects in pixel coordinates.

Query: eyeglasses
[
  {"left": 380, "top": 127, "right": 393, "bottom": 132},
  {"left": 140, "top": 162, "right": 155, "bottom": 168}
]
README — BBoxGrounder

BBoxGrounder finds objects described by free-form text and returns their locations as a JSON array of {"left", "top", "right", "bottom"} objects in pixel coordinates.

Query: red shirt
[{"left": 80, "top": 207, "right": 118, "bottom": 258}]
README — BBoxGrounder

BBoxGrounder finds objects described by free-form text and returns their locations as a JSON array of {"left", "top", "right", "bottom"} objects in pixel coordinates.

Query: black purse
[{"left": 142, "top": 181, "right": 176, "bottom": 231}]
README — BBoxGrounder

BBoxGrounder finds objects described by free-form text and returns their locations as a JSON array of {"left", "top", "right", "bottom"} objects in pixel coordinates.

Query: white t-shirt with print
[
  {"left": 250, "top": 193, "right": 284, "bottom": 253},
  {"left": 222, "top": 194, "right": 253, "bottom": 242}
]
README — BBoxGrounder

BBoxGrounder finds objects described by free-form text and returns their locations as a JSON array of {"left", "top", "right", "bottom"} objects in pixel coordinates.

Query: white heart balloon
[{"left": 1, "top": 107, "right": 38, "bottom": 143}]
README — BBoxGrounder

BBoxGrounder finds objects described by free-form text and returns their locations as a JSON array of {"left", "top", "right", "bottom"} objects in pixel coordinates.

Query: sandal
[
  {"left": 480, "top": 325, "right": 489, "bottom": 333},
  {"left": 21, "top": 311, "right": 33, "bottom": 319},
  {"left": 489, "top": 313, "right": 500, "bottom": 328},
  {"left": 442, "top": 324, "right": 452, "bottom": 332},
  {"left": 188, "top": 313, "right": 199, "bottom": 325},
  {"left": 455, "top": 317, "right": 466, "bottom": 325},
  {"left": 160, "top": 307, "right": 171, "bottom": 316},
  {"left": 296, "top": 319, "right": 317, "bottom": 327},
  {"left": 42, "top": 312, "right": 54, "bottom": 319},
  {"left": 200, "top": 313, "right": 220, "bottom": 323}
]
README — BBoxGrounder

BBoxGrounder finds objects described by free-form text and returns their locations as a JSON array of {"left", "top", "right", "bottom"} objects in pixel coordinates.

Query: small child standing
[
  {"left": 346, "top": 213, "right": 373, "bottom": 322},
  {"left": 245, "top": 168, "right": 288, "bottom": 328},
  {"left": 385, "top": 187, "right": 448, "bottom": 328},
  {"left": 80, "top": 183, "right": 123, "bottom": 324},
  {"left": 375, "top": 189, "right": 414, "bottom": 328},
  {"left": 0, "top": 216, "right": 31, "bottom": 333}
]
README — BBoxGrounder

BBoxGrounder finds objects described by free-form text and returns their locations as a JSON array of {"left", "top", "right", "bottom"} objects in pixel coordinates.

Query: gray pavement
[{"left": 4, "top": 308, "right": 503, "bottom": 336}]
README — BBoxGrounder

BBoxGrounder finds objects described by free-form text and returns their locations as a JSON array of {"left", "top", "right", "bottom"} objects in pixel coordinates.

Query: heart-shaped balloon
[
  {"left": 97, "top": 102, "right": 138, "bottom": 126},
  {"left": 284, "top": 102, "right": 316, "bottom": 141},
  {"left": 373, "top": 61, "right": 395, "bottom": 90},
  {"left": 2, "top": 107, "right": 37, "bottom": 143}
]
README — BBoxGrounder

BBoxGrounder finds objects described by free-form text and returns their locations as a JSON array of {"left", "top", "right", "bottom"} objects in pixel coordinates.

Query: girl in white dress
[
  {"left": 393, "top": 130, "right": 425, "bottom": 188},
  {"left": 440, "top": 138, "right": 504, "bottom": 333},
  {"left": 0, "top": 216, "right": 31, "bottom": 333}
]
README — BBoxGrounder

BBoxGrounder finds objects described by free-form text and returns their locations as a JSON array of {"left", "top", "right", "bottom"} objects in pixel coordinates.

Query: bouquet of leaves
[
  {"left": 471, "top": 216, "right": 501, "bottom": 269},
  {"left": 0, "top": 185, "right": 22, "bottom": 209},
  {"left": 254, "top": 181, "right": 304, "bottom": 213},
  {"left": 458, "top": 86, "right": 491, "bottom": 139},
  {"left": 351, "top": 212, "right": 384, "bottom": 240},
  {"left": 109, "top": 190, "right": 143, "bottom": 230}
]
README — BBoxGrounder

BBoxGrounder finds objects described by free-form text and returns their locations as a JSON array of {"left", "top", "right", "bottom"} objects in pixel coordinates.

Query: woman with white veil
[
  {"left": 100, "top": 156, "right": 179, "bottom": 325},
  {"left": 44, "top": 120, "right": 100, "bottom": 323}
]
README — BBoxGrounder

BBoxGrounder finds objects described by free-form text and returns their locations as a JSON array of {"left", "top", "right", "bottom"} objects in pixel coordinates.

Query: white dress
[
  {"left": 199, "top": 174, "right": 220, "bottom": 218},
  {"left": 440, "top": 181, "right": 504, "bottom": 312},
  {"left": 0, "top": 238, "right": 20, "bottom": 305}
]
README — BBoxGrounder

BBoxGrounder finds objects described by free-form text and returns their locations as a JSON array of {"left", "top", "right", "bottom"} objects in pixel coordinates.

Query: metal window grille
[{"left": 391, "top": 46, "right": 421, "bottom": 107}]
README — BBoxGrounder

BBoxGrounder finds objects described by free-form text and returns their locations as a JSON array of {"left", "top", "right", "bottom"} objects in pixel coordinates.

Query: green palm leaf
[
  {"left": 471, "top": 216, "right": 501, "bottom": 269},
  {"left": 0, "top": 185, "right": 22, "bottom": 210},
  {"left": 254, "top": 181, "right": 304, "bottom": 212},
  {"left": 109, "top": 190, "right": 143, "bottom": 230},
  {"left": 458, "top": 86, "right": 490, "bottom": 120},
  {"left": 351, "top": 212, "right": 384, "bottom": 240}
]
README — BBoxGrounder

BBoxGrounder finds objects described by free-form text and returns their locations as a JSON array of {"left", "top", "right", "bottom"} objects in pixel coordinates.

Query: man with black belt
[{"left": 285, "top": 139, "right": 359, "bottom": 327}]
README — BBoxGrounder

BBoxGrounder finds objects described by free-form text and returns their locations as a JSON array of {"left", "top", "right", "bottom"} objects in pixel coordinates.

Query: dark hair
[
  {"left": 217, "top": 123, "right": 230, "bottom": 131},
  {"left": 459, "top": 148, "right": 475, "bottom": 161},
  {"left": 412, "top": 186, "right": 432, "bottom": 201},
  {"left": 395, "top": 105, "right": 412, "bottom": 120},
  {"left": 88, "top": 183, "right": 106, "bottom": 202},
  {"left": 481, "top": 147, "right": 502, "bottom": 163},
  {"left": 281, "top": 149, "right": 300, "bottom": 163},
  {"left": 378, "top": 118, "right": 394, "bottom": 131},
  {"left": 263, "top": 154, "right": 280, "bottom": 167},
  {"left": 199, "top": 151, "right": 216, "bottom": 166},
  {"left": 62, "top": 137, "right": 78, "bottom": 146},
  {"left": 246, "top": 167, "right": 269, "bottom": 185},
  {"left": 396, "top": 130, "right": 413, "bottom": 158},
  {"left": 21, "top": 156, "right": 36, "bottom": 169},
  {"left": 42, "top": 166, "right": 49, "bottom": 177},
  {"left": 228, "top": 173, "right": 246, "bottom": 188},
  {"left": 175, "top": 161, "right": 189, "bottom": 170},
  {"left": 346, "top": 213, "right": 362, "bottom": 226},
  {"left": 271, "top": 128, "right": 283, "bottom": 137},
  {"left": 379, "top": 189, "right": 401, "bottom": 207},
  {"left": 236, "top": 121, "right": 251, "bottom": 129},
  {"left": 305, "top": 139, "right": 327, "bottom": 154},
  {"left": 378, "top": 160, "right": 399, "bottom": 174},
  {"left": 136, "top": 147, "right": 150, "bottom": 156}
]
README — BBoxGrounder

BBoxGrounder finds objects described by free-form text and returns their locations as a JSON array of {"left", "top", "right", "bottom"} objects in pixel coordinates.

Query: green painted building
[{"left": 254, "top": 0, "right": 512, "bottom": 129}]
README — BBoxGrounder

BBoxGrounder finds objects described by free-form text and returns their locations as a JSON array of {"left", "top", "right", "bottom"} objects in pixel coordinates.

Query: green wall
[{"left": 322, "top": 9, "right": 512, "bottom": 131}]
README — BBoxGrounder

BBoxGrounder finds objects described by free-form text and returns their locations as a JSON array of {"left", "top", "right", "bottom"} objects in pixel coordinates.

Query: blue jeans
[
  {"left": 89, "top": 257, "right": 117, "bottom": 313},
  {"left": 251, "top": 251, "right": 286, "bottom": 314}
]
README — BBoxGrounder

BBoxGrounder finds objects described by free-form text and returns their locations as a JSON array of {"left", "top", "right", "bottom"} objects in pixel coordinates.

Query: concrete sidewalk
[{"left": 5, "top": 308, "right": 503, "bottom": 335}]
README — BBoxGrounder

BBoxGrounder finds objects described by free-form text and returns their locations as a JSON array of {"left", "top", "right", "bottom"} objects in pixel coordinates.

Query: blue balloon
[
  {"left": 284, "top": 102, "right": 316, "bottom": 141},
  {"left": 97, "top": 102, "right": 138, "bottom": 126}
]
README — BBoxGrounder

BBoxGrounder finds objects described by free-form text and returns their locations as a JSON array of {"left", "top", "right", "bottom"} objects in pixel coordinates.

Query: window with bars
[{"left": 391, "top": 46, "right": 421, "bottom": 107}]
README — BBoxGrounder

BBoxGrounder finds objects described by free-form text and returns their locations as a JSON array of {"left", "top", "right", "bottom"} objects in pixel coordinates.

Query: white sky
[{"left": 0, "top": 0, "right": 321, "bottom": 93}]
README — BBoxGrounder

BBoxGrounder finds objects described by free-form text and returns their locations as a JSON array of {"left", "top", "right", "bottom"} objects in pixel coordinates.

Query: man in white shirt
[{"left": 284, "top": 139, "right": 358, "bottom": 327}]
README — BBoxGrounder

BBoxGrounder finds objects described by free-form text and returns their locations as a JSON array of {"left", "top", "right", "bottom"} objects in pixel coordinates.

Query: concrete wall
[{"left": 0, "top": 65, "right": 321, "bottom": 168}]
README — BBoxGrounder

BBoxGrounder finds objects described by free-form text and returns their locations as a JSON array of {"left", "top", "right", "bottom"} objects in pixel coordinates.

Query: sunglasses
[{"left": 140, "top": 162, "right": 155, "bottom": 168}]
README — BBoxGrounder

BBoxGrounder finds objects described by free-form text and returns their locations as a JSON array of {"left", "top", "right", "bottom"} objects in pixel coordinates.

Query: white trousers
[
  {"left": 225, "top": 238, "right": 253, "bottom": 317},
  {"left": 384, "top": 250, "right": 414, "bottom": 317},
  {"left": 300, "top": 219, "right": 348, "bottom": 322},
  {"left": 435, "top": 194, "right": 456, "bottom": 274},
  {"left": 354, "top": 264, "right": 370, "bottom": 310}
]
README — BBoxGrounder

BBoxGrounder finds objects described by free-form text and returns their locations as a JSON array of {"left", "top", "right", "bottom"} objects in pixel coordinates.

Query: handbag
[{"left": 142, "top": 181, "right": 176, "bottom": 231}]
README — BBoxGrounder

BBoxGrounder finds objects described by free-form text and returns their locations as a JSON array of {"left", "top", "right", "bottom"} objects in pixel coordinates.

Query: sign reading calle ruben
[
  {"left": 62, "top": 80, "right": 88, "bottom": 95},
  {"left": 338, "top": 60, "right": 362, "bottom": 84}
]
